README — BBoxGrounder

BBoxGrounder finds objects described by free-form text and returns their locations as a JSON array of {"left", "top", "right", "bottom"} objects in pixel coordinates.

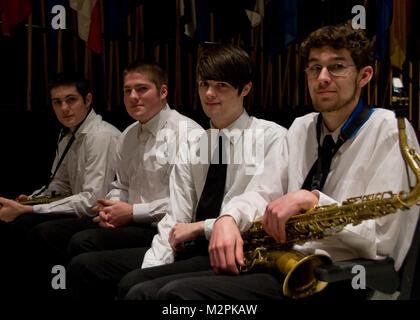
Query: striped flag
[{"left": 69, "top": 0, "right": 101, "bottom": 53}]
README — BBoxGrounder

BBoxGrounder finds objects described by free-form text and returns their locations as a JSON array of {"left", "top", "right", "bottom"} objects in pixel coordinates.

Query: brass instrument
[
  {"left": 241, "top": 78, "right": 420, "bottom": 299},
  {"left": 17, "top": 194, "right": 71, "bottom": 205},
  {"left": 0, "top": 193, "right": 70, "bottom": 210}
]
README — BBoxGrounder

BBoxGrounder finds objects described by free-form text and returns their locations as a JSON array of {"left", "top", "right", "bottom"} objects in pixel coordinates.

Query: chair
[{"left": 314, "top": 213, "right": 420, "bottom": 300}]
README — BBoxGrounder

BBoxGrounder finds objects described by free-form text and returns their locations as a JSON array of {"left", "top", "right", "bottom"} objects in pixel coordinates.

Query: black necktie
[
  {"left": 302, "top": 100, "right": 372, "bottom": 191},
  {"left": 195, "top": 135, "right": 227, "bottom": 222},
  {"left": 302, "top": 134, "right": 335, "bottom": 191}
]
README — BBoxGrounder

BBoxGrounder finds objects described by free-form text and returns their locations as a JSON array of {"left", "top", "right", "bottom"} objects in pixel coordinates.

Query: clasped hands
[{"left": 92, "top": 198, "right": 133, "bottom": 228}]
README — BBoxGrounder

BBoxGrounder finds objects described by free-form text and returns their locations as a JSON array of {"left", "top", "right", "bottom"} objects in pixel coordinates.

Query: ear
[
  {"left": 240, "top": 82, "right": 253, "bottom": 97},
  {"left": 357, "top": 66, "right": 373, "bottom": 89},
  {"left": 160, "top": 85, "right": 168, "bottom": 100},
  {"left": 85, "top": 93, "right": 93, "bottom": 108}
]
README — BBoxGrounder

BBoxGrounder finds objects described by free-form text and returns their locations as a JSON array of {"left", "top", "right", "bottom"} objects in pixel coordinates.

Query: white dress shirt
[
  {"left": 105, "top": 104, "right": 202, "bottom": 224},
  {"left": 32, "top": 109, "right": 121, "bottom": 217},
  {"left": 142, "top": 110, "right": 287, "bottom": 268},
  {"left": 222, "top": 108, "right": 420, "bottom": 271}
]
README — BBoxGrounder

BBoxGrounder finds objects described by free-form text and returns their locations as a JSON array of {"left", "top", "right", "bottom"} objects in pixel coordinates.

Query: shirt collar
[
  {"left": 138, "top": 104, "right": 170, "bottom": 138},
  {"left": 74, "top": 108, "right": 96, "bottom": 137},
  {"left": 209, "top": 109, "right": 250, "bottom": 131},
  {"left": 321, "top": 121, "right": 344, "bottom": 144},
  {"left": 209, "top": 110, "right": 250, "bottom": 146}
]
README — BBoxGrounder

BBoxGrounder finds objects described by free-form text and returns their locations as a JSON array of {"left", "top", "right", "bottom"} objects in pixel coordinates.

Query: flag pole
[
  {"left": 72, "top": 10, "right": 79, "bottom": 72},
  {"left": 27, "top": 14, "right": 33, "bottom": 111},
  {"left": 99, "top": 0, "right": 107, "bottom": 107},
  {"left": 115, "top": 40, "right": 121, "bottom": 108},
  {"left": 40, "top": 0, "right": 49, "bottom": 106},
  {"left": 57, "top": 28, "right": 63, "bottom": 72},
  {"left": 108, "top": 41, "right": 114, "bottom": 111}
]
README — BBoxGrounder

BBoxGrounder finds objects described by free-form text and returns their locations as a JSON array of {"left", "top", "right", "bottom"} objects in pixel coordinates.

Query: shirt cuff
[
  {"left": 132, "top": 203, "right": 151, "bottom": 223},
  {"left": 316, "top": 191, "right": 338, "bottom": 206},
  {"left": 204, "top": 218, "right": 216, "bottom": 239},
  {"left": 32, "top": 204, "right": 50, "bottom": 214}
]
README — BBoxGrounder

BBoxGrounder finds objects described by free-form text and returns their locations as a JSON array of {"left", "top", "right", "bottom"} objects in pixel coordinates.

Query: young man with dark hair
[
  {"left": 122, "top": 23, "right": 419, "bottom": 300},
  {"left": 0, "top": 72, "right": 121, "bottom": 298},
  {"left": 0, "top": 73, "right": 120, "bottom": 221}
]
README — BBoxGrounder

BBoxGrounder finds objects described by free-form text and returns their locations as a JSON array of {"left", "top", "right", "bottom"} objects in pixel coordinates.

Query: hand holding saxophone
[
  {"left": 0, "top": 196, "right": 33, "bottom": 222},
  {"left": 262, "top": 190, "right": 319, "bottom": 243}
]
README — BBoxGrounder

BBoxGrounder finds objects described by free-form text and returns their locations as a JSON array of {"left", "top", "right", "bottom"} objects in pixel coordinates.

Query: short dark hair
[
  {"left": 123, "top": 60, "right": 168, "bottom": 91},
  {"left": 48, "top": 72, "right": 91, "bottom": 103},
  {"left": 300, "top": 22, "right": 373, "bottom": 70},
  {"left": 197, "top": 44, "right": 253, "bottom": 94}
]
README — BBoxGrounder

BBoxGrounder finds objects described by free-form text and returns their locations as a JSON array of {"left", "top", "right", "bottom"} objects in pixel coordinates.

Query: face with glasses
[
  {"left": 305, "top": 46, "right": 372, "bottom": 116},
  {"left": 51, "top": 85, "right": 92, "bottom": 132},
  {"left": 123, "top": 71, "right": 168, "bottom": 123}
]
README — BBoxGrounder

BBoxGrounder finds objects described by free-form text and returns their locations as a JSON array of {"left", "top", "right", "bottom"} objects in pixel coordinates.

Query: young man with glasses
[{"left": 122, "top": 23, "right": 420, "bottom": 300}]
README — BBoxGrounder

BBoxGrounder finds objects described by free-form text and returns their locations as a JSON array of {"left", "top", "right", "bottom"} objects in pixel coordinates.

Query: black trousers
[
  {"left": 28, "top": 216, "right": 157, "bottom": 265},
  {"left": 27, "top": 216, "right": 157, "bottom": 300},
  {"left": 67, "top": 246, "right": 150, "bottom": 300},
  {"left": 118, "top": 254, "right": 212, "bottom": 299},
  {"left": 123, "top": 268, "right": 370, "bottom": 300},
  {"left": 0, "top": 212, "right": 74, "bottom": 300}
]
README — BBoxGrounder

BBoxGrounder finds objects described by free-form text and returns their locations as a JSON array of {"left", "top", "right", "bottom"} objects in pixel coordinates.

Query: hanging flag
[
  {"left": 265, "top": 0, "right": 303, "bottom": 54},
  {"left": 374, "top": 0, "right": 393, "bottom": 61},
  {"left": 196, "top": 0, "right": 208, "bottom": 43},
  {"left": 245, "top": 0, "right": 265, "bottom": 28},
  {"left": 389, "top": 0, "right": 412, "bottom": 70},
  {"left": 181, "top": 0, "right": 197, "bottom": 38},
  {"left": 69, "top": 0, "right": 101, "bottom": 53},
  {"left": 0, "top": 0, "right": 32, "bottom": 36},
  {"left": 106, "top": 0, "right": 128, "bottom": 40}
]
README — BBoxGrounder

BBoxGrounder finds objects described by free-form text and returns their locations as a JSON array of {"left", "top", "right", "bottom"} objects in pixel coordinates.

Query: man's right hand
[
  {"left": 209, "top": 215, "right": 244, "bottom": 275},
  {"left": 262, "top": 189, "right": 319, "bottom": 243}
]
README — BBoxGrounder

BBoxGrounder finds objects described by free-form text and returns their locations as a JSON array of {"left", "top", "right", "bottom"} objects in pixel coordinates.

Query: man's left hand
[{"left": 0, "top": 197, "right": 32, "bottom": 222}]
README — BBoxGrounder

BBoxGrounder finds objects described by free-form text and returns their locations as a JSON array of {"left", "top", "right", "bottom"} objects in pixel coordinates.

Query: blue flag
[{"left": 374, "top": 0, "right": 393, "bottom": 61}]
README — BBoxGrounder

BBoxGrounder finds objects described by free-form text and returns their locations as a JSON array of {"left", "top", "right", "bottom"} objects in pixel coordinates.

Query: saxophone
[
  {"left": 17, "top": 193, "right": 71, "bottom": 205},
  {"left": 241, "top": 78, "right": 420, "bottom": 299}
]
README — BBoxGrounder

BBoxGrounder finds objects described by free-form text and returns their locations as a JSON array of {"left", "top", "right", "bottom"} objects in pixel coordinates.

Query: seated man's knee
[
  {"left": 28, "top": 221, "right": 55, "bottom": 245},
  {"left": 117, "top": 269, "right": 141, "bottom": 299},
  {"left": 156, "top": 279, "right": 190, "bottom": 300},
  {"left": 124, "top": 279, "right": 169, "bottom": 300},
  {"left": 68, "top": 230, "right": 99, "bottom": 258}
]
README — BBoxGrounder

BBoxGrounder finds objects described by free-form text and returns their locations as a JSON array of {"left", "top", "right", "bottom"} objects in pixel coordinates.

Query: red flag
[
  {"left": 88, "top": 1, "right": 101, "bottom": 53},
  {"left": 0, "top": 0, "right": 32, "bottom": 36},
  {"left": 70, "top": 0, "right": 101, "bottom": 53}
]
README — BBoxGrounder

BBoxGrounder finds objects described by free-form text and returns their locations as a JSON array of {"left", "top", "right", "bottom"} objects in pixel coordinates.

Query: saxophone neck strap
[
  {"left": 34, "top": 108, "right": 92, "bottom": 197},
  {"left": 316, "top": 98, "right": 373, "bottom": 156}
]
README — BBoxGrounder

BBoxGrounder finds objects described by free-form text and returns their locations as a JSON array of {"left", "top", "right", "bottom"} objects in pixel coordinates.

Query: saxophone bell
[{"left": 241, "top": 246, "right": 332, "bottom": 299}]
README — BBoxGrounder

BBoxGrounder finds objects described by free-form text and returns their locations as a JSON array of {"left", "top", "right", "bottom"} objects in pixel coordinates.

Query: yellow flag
[{"left": 390, "top": 0, "right": 412, "bottom": 70}]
